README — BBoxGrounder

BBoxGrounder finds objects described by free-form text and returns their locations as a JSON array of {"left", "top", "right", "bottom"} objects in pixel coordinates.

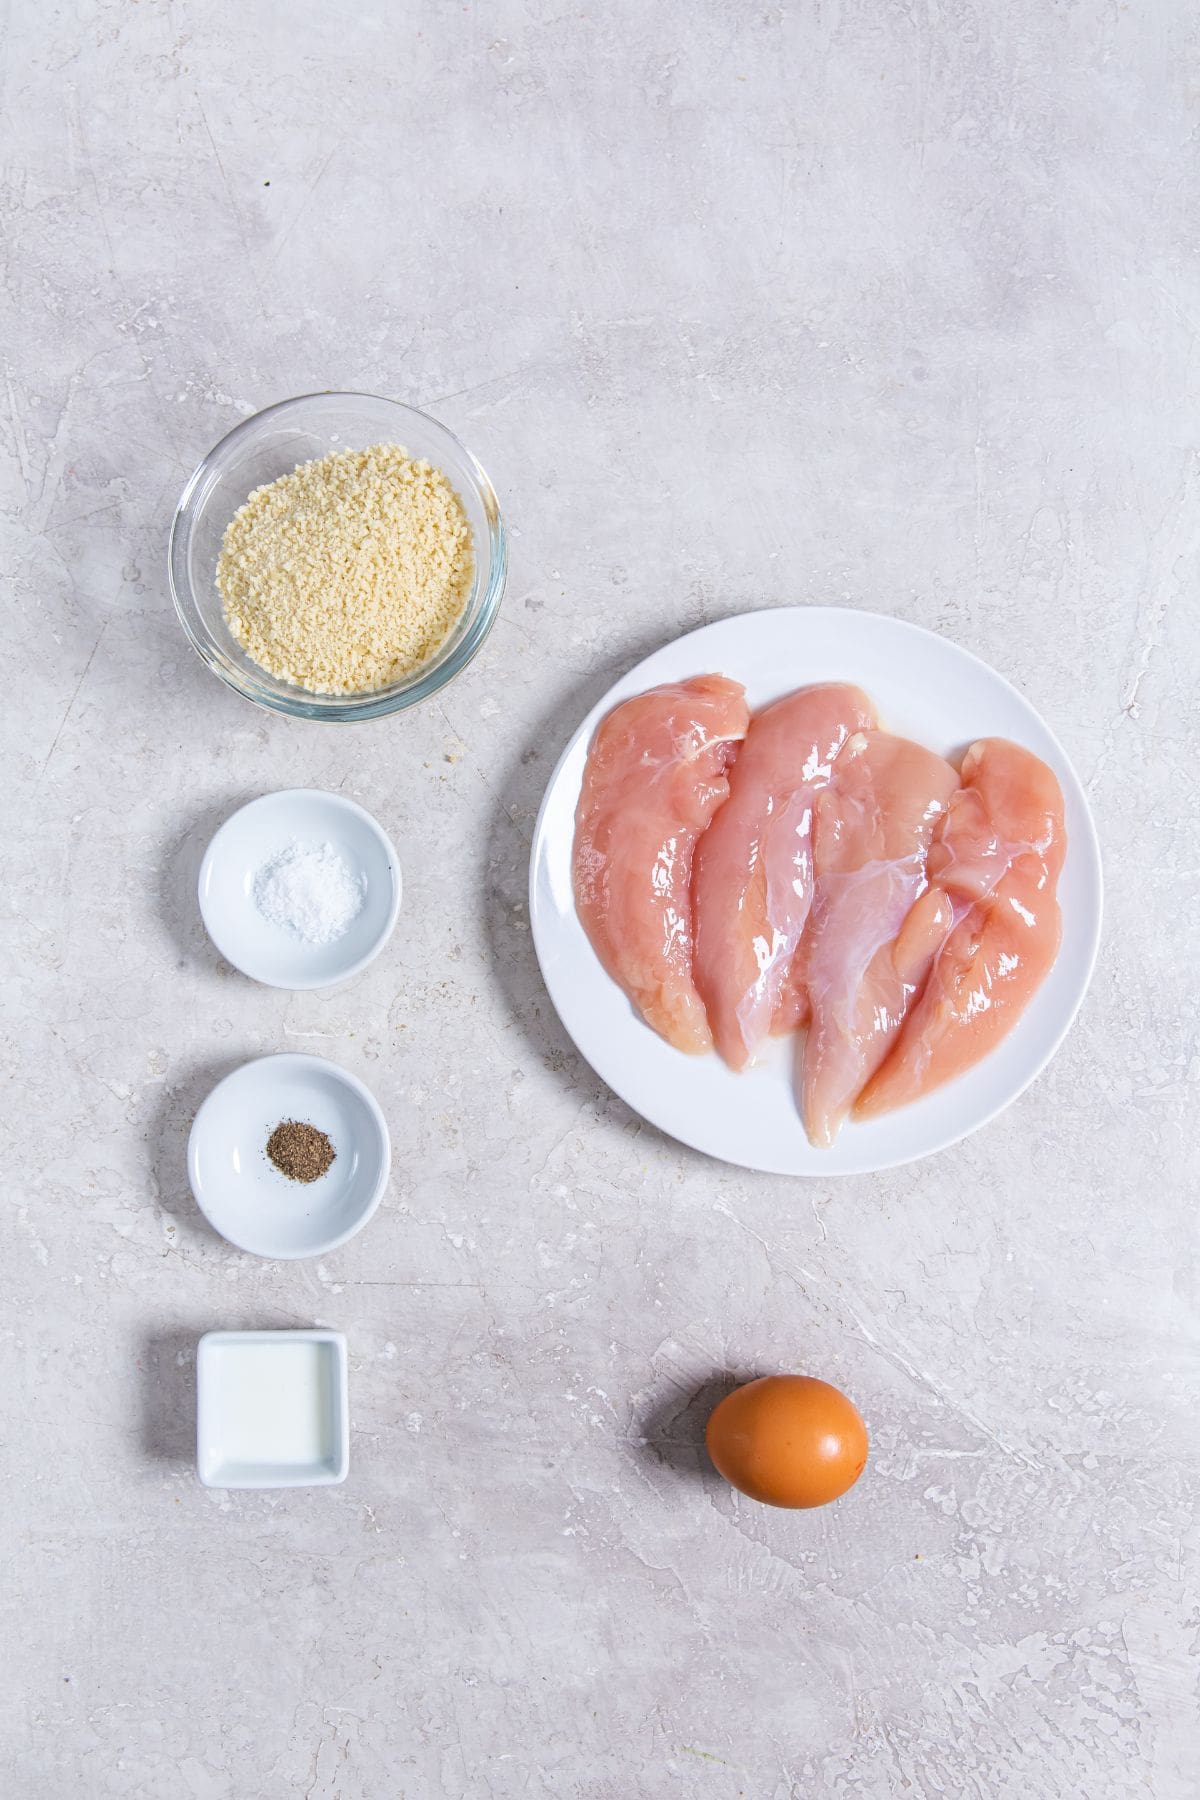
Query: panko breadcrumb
[{"left": 216, "top": 442, "right": 475, "bottom": 694}]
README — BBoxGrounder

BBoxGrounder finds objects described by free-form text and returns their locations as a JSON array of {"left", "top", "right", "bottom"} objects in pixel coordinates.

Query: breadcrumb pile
[{"left": 217, "top": 443, "right": 475, "bottom": 694}]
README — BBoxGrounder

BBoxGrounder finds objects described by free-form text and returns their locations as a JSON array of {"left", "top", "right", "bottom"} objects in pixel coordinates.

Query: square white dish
[{"left": 196, "top": 1329, "right": 349, "bottom": 1489}]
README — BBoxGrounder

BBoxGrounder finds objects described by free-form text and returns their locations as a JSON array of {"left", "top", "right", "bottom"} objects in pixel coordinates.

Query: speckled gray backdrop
[{"left": 3, "top": 1, "right": 1198, "bottom": 1795}]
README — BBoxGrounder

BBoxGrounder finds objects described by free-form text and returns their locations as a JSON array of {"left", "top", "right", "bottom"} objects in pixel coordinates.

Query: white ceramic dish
[
  {"left": 196, "top": 1329, "right": 349, "bottom": 1488},
  {"left": 198, "top": 789, "right": 401, "bottom": 990},
  {"left": 529, "top": 607, "right": 1103, "bottom": 1177},
  {"left": 188, "top": 1053, "right": 391, "bottom": 1257}
]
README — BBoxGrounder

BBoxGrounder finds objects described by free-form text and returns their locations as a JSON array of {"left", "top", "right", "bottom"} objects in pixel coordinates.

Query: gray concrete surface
[{"left": 3, "top": 1, "right": 1197, "bottom": 1794}]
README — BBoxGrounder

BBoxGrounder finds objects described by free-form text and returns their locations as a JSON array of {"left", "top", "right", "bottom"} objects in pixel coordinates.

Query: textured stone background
[{"left": 3, "top": 2, "right": 1198, "bottom": 1795}]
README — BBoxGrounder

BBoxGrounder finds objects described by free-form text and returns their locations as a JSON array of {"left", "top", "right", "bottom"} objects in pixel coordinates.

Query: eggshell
[{"left": 705, "top": 1374, "right": 868, "bottom": 1508}]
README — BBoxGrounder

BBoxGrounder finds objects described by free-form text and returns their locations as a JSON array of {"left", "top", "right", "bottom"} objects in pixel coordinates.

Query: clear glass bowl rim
[{"left": 168, "top": 390, "right": 507, "bottom": 722}]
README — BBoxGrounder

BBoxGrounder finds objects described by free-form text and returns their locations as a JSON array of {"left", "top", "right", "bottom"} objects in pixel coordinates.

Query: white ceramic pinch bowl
[
  {"left": 198, "top": 788, "right": 401, "bottom": 990},
  {"left": 188, "top": 1053, "right": 390, "bottom": 1258},
  {"left": 196, "top": 1329, "right": 350, "bottom": 1489}
]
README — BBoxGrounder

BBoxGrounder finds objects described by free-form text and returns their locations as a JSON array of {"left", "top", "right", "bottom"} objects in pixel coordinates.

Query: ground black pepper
[{"left": 266, "top": 1120, "right": 336, "bottom": 1183}]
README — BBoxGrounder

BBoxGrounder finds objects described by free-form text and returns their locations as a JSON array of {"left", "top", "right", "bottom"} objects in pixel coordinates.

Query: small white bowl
[
  {"left": 197, "top": 1329, "right": 349, "bottom": 1489},
  {"left": 188, "top": 1053, "right": 390, "bottom": 1258},
  {"left": 198, "top": 789, "right": 402, "bottom": 989}
]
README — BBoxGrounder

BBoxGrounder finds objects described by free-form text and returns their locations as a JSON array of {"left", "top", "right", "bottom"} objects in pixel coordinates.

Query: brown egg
[{"left": 705, "top": 1375, "right": 868, "bottom": 1508}]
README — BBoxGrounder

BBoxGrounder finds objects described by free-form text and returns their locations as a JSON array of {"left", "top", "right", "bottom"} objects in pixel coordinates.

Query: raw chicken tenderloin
[
  {"left": 773, "top": 943, "right": 812, "bottom": 1035},
  {"left": 573, "top": 674, "right": 750, "bottom": 1053},
  {"left": 799, "top": 732, "right": 960, "bottom": 1146},
  {"left": 691, "top": 684, "right": 876, "bottom": 1070},
  {"left": 854, "top": 738, "right": 1066, "bottom": 1118}
]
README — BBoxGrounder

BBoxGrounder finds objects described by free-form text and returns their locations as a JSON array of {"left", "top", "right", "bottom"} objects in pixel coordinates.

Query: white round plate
[
  {"left": 529, "top": 607, "right": 1102, "bottom": 1177},
  {"left": 188, "top": 1053, "right": 391, "bottom": 1257},
  {"left": 199, "top": 789, "right": 401, "bottom": 989}
]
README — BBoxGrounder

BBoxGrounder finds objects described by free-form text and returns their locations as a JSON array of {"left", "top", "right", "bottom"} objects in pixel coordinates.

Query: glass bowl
[{"left": 169, "top": 391, "right": 507, "bottom": 721}]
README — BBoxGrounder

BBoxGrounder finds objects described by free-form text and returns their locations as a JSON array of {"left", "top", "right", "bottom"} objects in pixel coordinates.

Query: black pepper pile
[{"left": 266, "top": 1120, "right": 336, "bottom": 1183}]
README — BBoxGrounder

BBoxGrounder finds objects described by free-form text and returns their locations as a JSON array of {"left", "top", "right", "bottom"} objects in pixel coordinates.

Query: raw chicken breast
[
  {"left": 773, "top": 946, "right": 813, "bottom": 1035},
  {"left": 855, "top": 738, "right": 1066, "bottom": 1119},
  {"left": 573, "top": 674, "right": 750, "bottom": 1052},
  {"left": 799, "top": 731, "right": 960, "bottom": 1146},
  {"left": 692, "top": 684, "right": 876, "bottom": 1069}
]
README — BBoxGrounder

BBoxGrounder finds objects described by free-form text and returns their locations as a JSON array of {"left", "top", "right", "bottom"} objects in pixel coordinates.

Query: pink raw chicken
[
  {"left": 573, "top": 674, "right": 750, "bottom": 1053},
  {"left": 855, "top": 738, "right": 1066, "bottom": 1119},
  {"left": 773, "top": 945, "right": 813, "bottom": 1035},
  {"left": 691, "top": 683, "right": 876, "bottom": 1070},
  {"left": 798, "top": 731, "right": 960, "bottom": 1146}
]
